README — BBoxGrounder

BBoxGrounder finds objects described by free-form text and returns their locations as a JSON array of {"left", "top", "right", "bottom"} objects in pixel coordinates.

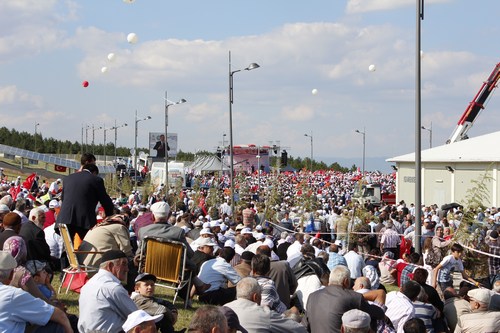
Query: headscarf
[{"left": 3, "top": 236, "right": 27, "bottom": 265}]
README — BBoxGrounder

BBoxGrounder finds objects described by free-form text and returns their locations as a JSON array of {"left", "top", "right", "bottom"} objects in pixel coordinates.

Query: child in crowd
[
  {"left": 432, "top": 243, "right": 481, "bottom": 292},
  {"left": 26, "top": 260, "right": 56, "bottom": 300},
  {"left": 132, "top": 273, "right": 181, "bottom": 333}
]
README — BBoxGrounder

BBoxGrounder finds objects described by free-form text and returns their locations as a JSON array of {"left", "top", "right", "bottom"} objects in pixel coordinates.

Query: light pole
[
  {"left": 304, "top": 132, "right": 313, "bottom": 171},
  {"left": 34, "top": 122, "right": 40, "bottom": 151},
  {"left": 92, "top": 125, "right": 103, "bottom": 155},
  {"left": 221, "top": 133, "right": 227, "bottom": 176},
  {"left": 228, "top": 51, "right": 260, "bottom": 214},
  {"left": 134, "top": 110, "right": 152, "bottom": 192},
  {"left": 111, "top": 120, "right": 128, "bottom": 162},
  {"left": 421, "top": 122, "right": 432, "bottom": 148},
  {"left": 103, "top": 125, "right": 113, "bottom": 165},
  {"left": 164, "top": 91, "right": 186, "bottom": 190},
  {"left": 355, "top": 127, "right": 366, "bottom": 179},
  {"left": 256, "top": 146, "right": 261, "bottom": 190}
]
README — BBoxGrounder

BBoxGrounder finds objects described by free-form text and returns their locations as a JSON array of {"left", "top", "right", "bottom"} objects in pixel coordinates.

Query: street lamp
[
  {"left": 355, "top": 127, "right": 366, "bottom": 180},
  {"left": 92, "top": 124, "right": 103, "bottom": 155},
  {"left": 34, "top": 122, "right": 40, "bottom": 152},
  {"left": 256, "top": 146, "right": 261, "bottom": 191},
  {"left": 164, "top": 91, "right": 186, "bottom": 190},
  {"left": 228, "top": 51, "right": 260, "bottom": 214},
  {"left": 134, "top": 110, "right": 152, "bottom": 192},
  {"left": 421, "top": 122, "right": 432, "bottom": 148},
  {"left": 304, "top": 132, "right": 313, "bottom": 171},
  {"left": 103, "top": 125, "right": 114, "bottom": 165},
  {"left": 221, "top": 133, "right": 227, "bottom": 176},
  {"left": 111, "top": 121, "right": 128, "bottom": 162}
]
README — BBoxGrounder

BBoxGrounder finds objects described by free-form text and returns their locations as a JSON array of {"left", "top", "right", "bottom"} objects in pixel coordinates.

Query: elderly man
[
  {"left": 454, "top": 288, "right": 500, "bottom": 333},
  {"left": 187, "top": 305, "right": 228, "bottom": 333},
  {"left": 305, "top": 265, "right": 385, "bottom": 333},
  {"left": 19, "top": 207, "right": 52, "bottom": 263},
  {"left": 225, "top": 277, "right": 307, "bottom": 333},
  {"left": 78, "top": 250, "right": 138, "bottom": 333},
  {"left": 0, "top": 251, "right": 73, "bottom": 333},
  {"left": 341, "top": 309, "right": 371, "bottom": 333}
]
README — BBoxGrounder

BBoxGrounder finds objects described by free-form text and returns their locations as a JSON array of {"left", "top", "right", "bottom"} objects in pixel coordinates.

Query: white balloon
[
  {"left": 420, "top": 50, "right": 425, "bottom": 58},
  {"left": 107, "top": 53, "right": 116, "bottom": 62},
  {"left": 312, "top": 89, "right": 318, "bottom": 95},
  {"left": 127, "top": 33, "right": 138, "bottom": 44},
  {"left": 368, "top": 64, "right": 376, "bottom": 72},
  {"left": 123, "top": 0, "right": 135, "bottom": 3},
  {"left": 101, "top": 66, "right": 108, "bottom": 73}
]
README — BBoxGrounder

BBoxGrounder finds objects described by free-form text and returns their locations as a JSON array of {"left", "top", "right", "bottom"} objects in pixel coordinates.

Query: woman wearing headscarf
[{"left": 3, "top": 235, "right": 50, "bottom": 302}]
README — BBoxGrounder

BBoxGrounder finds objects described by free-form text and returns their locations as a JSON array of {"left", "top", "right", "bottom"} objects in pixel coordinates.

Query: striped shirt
[{"left": 413, "top": 301, "right": 437, "bottom": 333}]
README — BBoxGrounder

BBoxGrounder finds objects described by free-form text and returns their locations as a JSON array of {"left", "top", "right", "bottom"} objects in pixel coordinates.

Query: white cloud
[
  {"left": 281, "top": 105, "right": 315, "bottom": 121},
  {"left": 346, "top": 0, "right": 452, "bottom": 14}
]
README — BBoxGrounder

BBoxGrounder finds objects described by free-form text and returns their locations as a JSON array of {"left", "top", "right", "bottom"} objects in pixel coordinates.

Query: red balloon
[{"left": 82, "top": 81, "right": 89, "bottom": 87}]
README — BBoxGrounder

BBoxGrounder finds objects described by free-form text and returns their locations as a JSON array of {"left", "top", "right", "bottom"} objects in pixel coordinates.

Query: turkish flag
[{"left": 54, "top": 165, "right": 67, "bottom": 172}]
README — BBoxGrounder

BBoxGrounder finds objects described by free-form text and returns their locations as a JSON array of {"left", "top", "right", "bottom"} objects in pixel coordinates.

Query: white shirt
[
  {"left": 44, "top": 224, "right": 63, "bottom": 258},
  {"left": 343, "top": 250, "right": 365, "bottom": 279},
  {"left": 385, "top": 291, "right": 415, "bottom": 333},
  {"left": 198, "top": 257, "right": 241, "bottom": 292}
]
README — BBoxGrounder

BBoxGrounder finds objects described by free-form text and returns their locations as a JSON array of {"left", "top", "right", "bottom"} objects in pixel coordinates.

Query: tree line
[{"left": 0, "top": 126, "right": 355, "bottom": 172}]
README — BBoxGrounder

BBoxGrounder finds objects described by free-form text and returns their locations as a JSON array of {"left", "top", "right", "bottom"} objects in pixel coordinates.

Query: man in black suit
[
  {"left": 56, "top": 164, "right": 114, "bottom": 241},
  {"left": 0, "top": 212, "right": 21, "bottom": 249},
  {"left": 19, "top": 207, "right": 51, "bottom": 263},
  {"left": 152, "top": 134, "right": 169, "bottom": 158}
]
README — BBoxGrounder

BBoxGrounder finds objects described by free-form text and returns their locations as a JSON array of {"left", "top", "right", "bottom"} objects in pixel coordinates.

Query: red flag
[
  {"left": 54, "top": 165, "right": 67, "bottom": 172},
  {"left": 9, "top": 185, "right": 21, "bottom": 199},
  {"left": 22, "top": 173, "right": 37, "bottom": 191}
]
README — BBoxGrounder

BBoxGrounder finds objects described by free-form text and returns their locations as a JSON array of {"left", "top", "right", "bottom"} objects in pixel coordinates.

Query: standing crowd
[{"left": 0, "top": 153, "right": 499, "bottom": 333}]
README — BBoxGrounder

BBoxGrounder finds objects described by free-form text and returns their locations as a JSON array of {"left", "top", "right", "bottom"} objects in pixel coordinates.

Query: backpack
[{"left": 425, "top": 248, "right": 442, "bottom": 268}]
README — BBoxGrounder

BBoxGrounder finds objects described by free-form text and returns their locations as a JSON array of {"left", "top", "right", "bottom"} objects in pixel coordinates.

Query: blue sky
[{"left": 0, "top": 0, "right": 499, "bottom": 170}]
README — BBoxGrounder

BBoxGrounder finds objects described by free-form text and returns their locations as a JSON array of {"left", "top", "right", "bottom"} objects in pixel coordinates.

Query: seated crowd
[{"left": 0, "top": 165, "right": 499, "bottom": 333}]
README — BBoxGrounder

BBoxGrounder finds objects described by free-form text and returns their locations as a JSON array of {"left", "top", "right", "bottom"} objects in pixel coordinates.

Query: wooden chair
[
  {"left": 139, "top": 236, "right": 192, "bottom": 309},
  {"left": 58, "top": 224, "right": 100, "bottom": 294}
]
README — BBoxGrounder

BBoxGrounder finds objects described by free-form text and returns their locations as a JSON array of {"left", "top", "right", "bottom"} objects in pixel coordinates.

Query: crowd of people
[{"left": 0, "top": 153, "right": 499, "bottom": 333}]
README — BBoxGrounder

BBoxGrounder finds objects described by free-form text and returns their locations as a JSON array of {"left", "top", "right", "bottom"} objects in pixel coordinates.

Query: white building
[{"left": 387, "top": 131, "right": 500, "bottom": 207}]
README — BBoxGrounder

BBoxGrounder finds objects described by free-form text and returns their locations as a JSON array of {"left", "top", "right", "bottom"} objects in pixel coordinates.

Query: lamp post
[
  {"left": 103, "top": 125, "right": 113, "bottom": 165},
  {"left": 34, "top": 122, "right": 40, "bottom": 152},
  {"left": 111, "top": 120, "right": 128, "bottom": 162},
  {"left": 355, "top": 127, "right": 366, "bottom": 179},
  {"left": 228, "top": 51, "right": 260, "bottom": 214},
  {"left": 256, "top": 146, "right": 261, "bottom": 190},
  {"left": 92, "top": 124, "right": 103, "bottom": 155},
  {"left": 221, "top": 133, "right": 227, "bottom": 176},
  {"left": 304, "top": 132, "right": 313, "bottom": 171},
  {"left": 164, "top": 91, "right": 186, "bottom": 190},
  {"left": 134, "top": 110, "right": 152, "bottom": 192},
  {"left": 421, "top": 122, "right": 432, "bottom": 148}
]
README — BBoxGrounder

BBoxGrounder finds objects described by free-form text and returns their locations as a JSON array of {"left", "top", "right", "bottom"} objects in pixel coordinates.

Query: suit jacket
[
  {"left": 19, "top": 222, "right": 51, "bottom": 262},
  {"left": 225, "top": 298, "right": 307, "bottom": 333},
  {"left": 0, "top": 229, "right": 18, "bottom": 249},
  {"left": 56, "top": 170, "right": 114, "bottom": 230},
  {"left": 305, "top": 285, "right": 385, "bottom": 333},
  {"left": 268, "top": 260, "right": 297, "bottom": 308}
]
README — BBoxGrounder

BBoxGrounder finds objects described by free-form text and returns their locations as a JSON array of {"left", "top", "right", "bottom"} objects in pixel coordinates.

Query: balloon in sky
[
  {"left": 82, "top": 81, "right": 89, "bottom": 88},
  {"left": 127, "top": 33, "right": 138, "bottom": 44},
  {"left": 101, "top": 66, "right": 108, "bottom": 73},
  {"left": 368, "top": 64, "right": 376, "bottom": 72},
  {"left": 123, "top": 0, "right": 135, "bottom": 3},
  {"left": 312, "top": 88, "right": 318, "bottom": 95},
  {"left": 107, "top": 53, "right": 116, "bottom": 62}
]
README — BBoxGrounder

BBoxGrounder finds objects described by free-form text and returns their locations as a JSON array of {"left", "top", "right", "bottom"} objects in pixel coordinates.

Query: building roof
[{"left": 387, "top": 131, "right": 500, "bottom": 163}]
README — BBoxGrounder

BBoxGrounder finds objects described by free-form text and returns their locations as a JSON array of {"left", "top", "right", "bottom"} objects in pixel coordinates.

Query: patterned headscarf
[{"left": 3, "top": 236, "right": 27, "bottom": 265}]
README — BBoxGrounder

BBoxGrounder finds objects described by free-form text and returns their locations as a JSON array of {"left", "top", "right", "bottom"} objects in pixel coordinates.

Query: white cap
[
  {"left": 150, "top": 201, "right": 170, "bottom": 218},
  {"left": 200, "top": 228, "right": 213, "bottom": 236},
  {"left": 240, "top": 227, "right": 252, "bottom": 235},
  {"left": 122, "top": 310, "right": 163, "bottom": 332},
  {"left": 48, "top": 200, "right": 60, "bottom": 209},
  {"left": 224, "top": 239, "right": 235, "bottom": 248}
]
